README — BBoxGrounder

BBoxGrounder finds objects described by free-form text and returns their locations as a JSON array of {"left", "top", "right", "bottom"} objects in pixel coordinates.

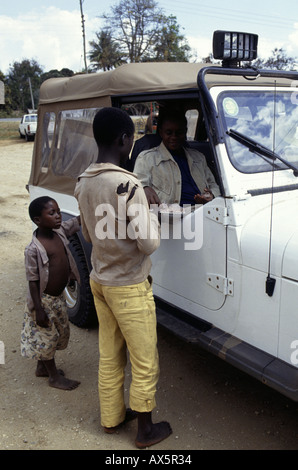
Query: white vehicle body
[
  {"left": 19, "top": 113, "right": 37, "bottom": 141},
  {"left": 28, "top": 35, "right": 298, "bottom": 400}
]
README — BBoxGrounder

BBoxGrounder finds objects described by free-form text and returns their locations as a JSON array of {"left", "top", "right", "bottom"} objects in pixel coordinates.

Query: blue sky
[{"left": 1, "top": 0, "right": 298, "bottom": 73}]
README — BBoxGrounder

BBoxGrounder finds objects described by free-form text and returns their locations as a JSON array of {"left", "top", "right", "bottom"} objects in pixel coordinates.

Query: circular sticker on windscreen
[{"left": 223, "top": 97, "right": 239, "bottom": 117}]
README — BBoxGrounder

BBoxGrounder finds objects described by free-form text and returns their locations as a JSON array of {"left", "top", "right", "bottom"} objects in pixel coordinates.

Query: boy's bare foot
[
  {"left": 35, "top": 361, "right": 64, "bottom": 377},
  {"left": 135, "top": 421, "right": 172, "bottom": 449},
  {"left": 38, "top": 358, "right": 79, "bottom": 390},
  {"left": 48, "top": 374, "right": 80, "bottom": 391}
]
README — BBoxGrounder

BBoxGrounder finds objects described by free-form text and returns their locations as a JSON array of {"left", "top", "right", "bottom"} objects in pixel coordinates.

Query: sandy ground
[{"left": 0, "top": 140, "right": 298, "bottom": 452}]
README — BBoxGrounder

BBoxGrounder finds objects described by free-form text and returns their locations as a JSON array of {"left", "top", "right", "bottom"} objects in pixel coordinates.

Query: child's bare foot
[
  {"left": 135, "top": 421, "right": 172, "bottom": 449},
  {"left": 39, "top": 359, "right": 80, "bottom": 390},
  {"left": 48, "top": 374, "right": 80, "bottom": 391},
  {"left": 35, "top": 361, "right": 64, "bottom": 377}
]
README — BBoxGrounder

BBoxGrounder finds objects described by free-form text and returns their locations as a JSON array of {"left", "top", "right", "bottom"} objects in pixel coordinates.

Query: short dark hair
[
  {"left": 28, "top": 196, "right": 54, "bottom": 221},
  {"left": 93, "top": 107, "right": 135, "bottom": 146},
  {"left": 158, "top": 108, "right": 187, "bottom": 130}
]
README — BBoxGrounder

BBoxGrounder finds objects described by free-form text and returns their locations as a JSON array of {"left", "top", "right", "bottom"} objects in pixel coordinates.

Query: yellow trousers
[{"left": 90, "top": 277, "right": 160, "bottom": 428}]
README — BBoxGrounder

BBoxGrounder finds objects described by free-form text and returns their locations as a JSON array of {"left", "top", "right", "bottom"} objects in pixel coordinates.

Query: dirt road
[{"left": 0, "top": 141, "right": 297, "bottom": 451}]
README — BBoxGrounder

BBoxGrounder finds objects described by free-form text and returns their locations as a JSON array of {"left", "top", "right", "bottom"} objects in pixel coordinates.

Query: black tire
[{"left": 65, "top": 235, "right": 97, "bottom": 328}]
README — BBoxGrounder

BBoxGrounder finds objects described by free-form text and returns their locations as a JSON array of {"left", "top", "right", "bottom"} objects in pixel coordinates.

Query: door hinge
[
  {"left": 206, "top": 274, "right": 234, "bottom": 296},
  {"left": 206, "top": 206, "right": 229, "bottom": 226}
]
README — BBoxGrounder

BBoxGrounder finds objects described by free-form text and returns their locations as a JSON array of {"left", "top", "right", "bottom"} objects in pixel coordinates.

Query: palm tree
[{"left": 88, "top": 30, "right": 125, "bottom": 71}]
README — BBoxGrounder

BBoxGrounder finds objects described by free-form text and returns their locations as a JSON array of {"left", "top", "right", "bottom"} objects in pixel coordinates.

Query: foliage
[
  {"left": 89, "top": 0, "right": 192, "bottom": 68},
  {"left": 252, "top": 48, "right": 297, "bottom": 71},
  {"left": 88, "top": 30, "right": 125, "bottom": 71},
  {"left": 0, "top": 63, "right": 76, "bottom": 114},
  {"left": 142, "top": 15, "right": 191, "bottom": 62},
  {"left": 6, "top": 59, "right": 42, "bottom": 112},
  {"left": 1, "top": 0, "right": 298, "bottom": 114},
  {"left": 40, "top": 68, "right": 74, "bottom": 83}
]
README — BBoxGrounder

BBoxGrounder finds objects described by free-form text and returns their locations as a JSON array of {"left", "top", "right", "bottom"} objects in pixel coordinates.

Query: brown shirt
[{"left": 25, "top": 217, "right": 80, "bottom": 311}]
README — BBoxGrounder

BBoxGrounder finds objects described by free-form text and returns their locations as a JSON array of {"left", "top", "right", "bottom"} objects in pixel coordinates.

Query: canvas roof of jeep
[{"left": 38, "top": 62, "right": 294, "bottom": 105}]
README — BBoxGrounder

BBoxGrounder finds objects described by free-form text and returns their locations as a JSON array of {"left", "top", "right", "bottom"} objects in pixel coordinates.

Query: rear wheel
[{"left": 65, "top": 235, "right": 97, "bottom": 328}]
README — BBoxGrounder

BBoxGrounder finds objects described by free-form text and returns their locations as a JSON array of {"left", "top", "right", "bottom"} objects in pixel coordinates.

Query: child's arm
[{"left": 29, "top": 280, "right": 50, "bottom": 328}]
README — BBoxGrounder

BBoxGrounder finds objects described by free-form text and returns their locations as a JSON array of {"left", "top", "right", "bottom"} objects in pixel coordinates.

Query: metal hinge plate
[
  {"left": 206, "top": 274, "right": 234, "bottom": 296},
  {"left": 205, "top": 206, "right": 229, "bottom": 226}
]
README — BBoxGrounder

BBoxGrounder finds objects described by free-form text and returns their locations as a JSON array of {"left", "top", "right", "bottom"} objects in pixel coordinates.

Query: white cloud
[
  {"left": 287, "top": 23, "right": 298, "bottom": 57},
  {"left": 187, "top": 35, "right": 213, "bottom": 61},
  {"left": 2, "top": 5, "right": 298, "bottom": 75},
  {"left": 187, "top": 27, "right": 298, "bottom": 64},
  {"left": 0, "top": 7, "right": 100, "bottom": 74}
]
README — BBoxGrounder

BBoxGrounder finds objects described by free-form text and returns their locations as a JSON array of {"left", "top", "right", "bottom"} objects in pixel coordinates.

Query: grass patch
[{"left": 0, "top": 121, "right": 20, "bottom": 141}]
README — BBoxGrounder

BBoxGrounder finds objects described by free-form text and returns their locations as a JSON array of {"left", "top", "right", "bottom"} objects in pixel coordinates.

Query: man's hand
[
  {"left": 144, "top": 186, "right": 161, "bottom": 206},
  {"left": 194, "top": 188, "right": 214, "bottom": 205}
]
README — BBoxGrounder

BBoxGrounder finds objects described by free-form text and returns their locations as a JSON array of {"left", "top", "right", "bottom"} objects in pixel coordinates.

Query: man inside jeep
[{"left": 134, "top": 109, "right": 220, "bottom": 206}]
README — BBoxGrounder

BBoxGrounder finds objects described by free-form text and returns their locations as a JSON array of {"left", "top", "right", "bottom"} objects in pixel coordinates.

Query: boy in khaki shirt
[{"left": 74, "top": 107, "right": 172, "bottom": 449}]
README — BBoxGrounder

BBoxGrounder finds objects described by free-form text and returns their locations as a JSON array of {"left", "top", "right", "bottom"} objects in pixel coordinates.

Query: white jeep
[{"left": 28, "top": 31, "right": 298, "bottom": 401}]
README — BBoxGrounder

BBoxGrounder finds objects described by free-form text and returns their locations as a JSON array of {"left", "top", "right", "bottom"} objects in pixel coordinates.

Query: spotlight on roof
[{"left": 213, "top": 30, "right": 258, "bottom": 67}]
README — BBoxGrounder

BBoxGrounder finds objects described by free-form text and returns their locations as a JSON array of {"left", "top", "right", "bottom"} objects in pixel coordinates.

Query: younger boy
[
  {"left": 74, "top": 107, "right": 172, "bottom": 448},
  {"left": 21, "top": 196, "right": 80, "bottom": 391}
]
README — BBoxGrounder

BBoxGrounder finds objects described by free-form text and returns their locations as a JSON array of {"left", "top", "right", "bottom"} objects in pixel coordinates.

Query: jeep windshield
[
  {"left": 218, "top": 90, "right": 298, "bottom": 174},
  {"left": 226, "top": 128, "right": 298, "bottom": 175}
]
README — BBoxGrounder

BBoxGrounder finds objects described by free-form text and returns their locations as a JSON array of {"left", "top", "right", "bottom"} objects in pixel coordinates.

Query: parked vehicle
[
  {"left": 28, "top": 31, "right": 298, "bottom": 401},
  {"left": 19, "top": 113, "right": 38, "bottom": 141}
]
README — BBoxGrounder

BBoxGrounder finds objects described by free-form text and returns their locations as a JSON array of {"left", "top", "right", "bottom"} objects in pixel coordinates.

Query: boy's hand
[{"left": 36, "top": 307, "right": 50, "bottom": 328}]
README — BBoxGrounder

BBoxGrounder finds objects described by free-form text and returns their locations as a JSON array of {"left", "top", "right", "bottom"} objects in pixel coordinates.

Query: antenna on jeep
[
  {"left": 266, "top": 82, "right": 277, "bottom": 297},
  {"left": 213, "top": 30, "right": 258, "bottom": 68}
]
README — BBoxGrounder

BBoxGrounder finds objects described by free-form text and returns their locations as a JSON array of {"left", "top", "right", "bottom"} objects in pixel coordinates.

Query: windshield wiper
[{"left": 227, "top": 128, "right": 298, "bottom": 176}]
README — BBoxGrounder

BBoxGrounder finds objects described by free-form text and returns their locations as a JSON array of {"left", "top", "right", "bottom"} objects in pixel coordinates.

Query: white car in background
[{"left": 19, "top": 113, "right": 38, "bottom": 141}]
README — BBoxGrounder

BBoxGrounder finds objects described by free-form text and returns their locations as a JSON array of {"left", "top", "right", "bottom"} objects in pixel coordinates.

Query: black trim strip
[{"left": 248, "top": 184, "right": 298, "bottom": 196}]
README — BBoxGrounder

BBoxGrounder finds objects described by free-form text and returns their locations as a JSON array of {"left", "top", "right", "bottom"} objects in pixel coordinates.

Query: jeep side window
[
  {"left": 51, "top": 108, "right": 99, "bottom": 179},
  {"left": 41, "top": 112, "right": 55, "bottom": 169}
]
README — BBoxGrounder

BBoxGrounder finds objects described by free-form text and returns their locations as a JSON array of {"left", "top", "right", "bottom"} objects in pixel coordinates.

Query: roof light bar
[{"left": 213, "top": 30, "right": 258, "bottom": 67}]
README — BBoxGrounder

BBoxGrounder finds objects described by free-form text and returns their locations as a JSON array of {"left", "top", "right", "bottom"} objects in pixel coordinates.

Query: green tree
[
  {"left": 7, "top": 59, "right": 43, "bottom": 112},
  {"left": 88, "top": 30, "right": 124, "bottom": 71},
  {"left": 0, "top": 71, "right": 13, "bottom": 116},
  {"left": 95, "top": 0, "right": 191, "bottom": 64},
  {"left": 40, "top": 68, "right": 74, "bottom": 84},
  {"left": 144, "top": 15, "right": 191, "bottom": 62},
  {"left": 252, "top": 48, "right": 297, "bottom": 71}
]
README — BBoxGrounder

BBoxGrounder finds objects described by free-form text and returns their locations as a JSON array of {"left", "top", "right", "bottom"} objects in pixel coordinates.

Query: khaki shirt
[
  {"left": 24, "top": 217, "right": 80, "bottom": 311},
  {"left": 134, "top": 142, "right": 220, "bottom": 204},
  {"left": 74, "top": 163, "right": 160, "bottom": 287}
]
